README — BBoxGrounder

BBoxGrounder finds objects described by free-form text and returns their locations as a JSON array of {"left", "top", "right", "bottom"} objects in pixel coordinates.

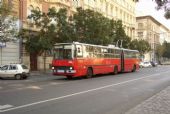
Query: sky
[{"left": 136, "top": 0, "right": 170, "bottom": 29}]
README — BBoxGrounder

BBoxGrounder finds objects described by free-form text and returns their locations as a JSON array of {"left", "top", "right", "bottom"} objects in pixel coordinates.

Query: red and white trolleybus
[{"left": 52, "top": 42, "right": 140, "bottom": 79}]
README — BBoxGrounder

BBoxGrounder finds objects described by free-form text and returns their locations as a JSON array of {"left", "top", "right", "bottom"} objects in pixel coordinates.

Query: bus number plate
[{"left": 57, "top": 70, "right": 65, "bottom": 73}]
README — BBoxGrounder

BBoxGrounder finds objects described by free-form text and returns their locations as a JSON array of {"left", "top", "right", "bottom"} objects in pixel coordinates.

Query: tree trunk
[{"left": 30, "top": 52, "right": 38, "bottom": 71}]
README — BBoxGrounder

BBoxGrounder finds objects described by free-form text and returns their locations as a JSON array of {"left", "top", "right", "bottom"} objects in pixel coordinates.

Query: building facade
[
  {"left": 0, "top": 0, "right": 21, "bottom": 65},
  {"left": 19, "top": 0, "right": 137, "bottom": 38},
  {"left": 136, "top": 15, "right": 170, "bottom": 62}
]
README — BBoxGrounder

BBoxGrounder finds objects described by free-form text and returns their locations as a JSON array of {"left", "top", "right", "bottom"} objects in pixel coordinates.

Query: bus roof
[{"left": 54, "top": 42, "right": 139, "bottom": 52}]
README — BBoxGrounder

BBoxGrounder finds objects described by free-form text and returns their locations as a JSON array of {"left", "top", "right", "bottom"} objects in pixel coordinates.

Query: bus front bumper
[{"left": 53, "top": 69, "right": 76, "bottom": 75}]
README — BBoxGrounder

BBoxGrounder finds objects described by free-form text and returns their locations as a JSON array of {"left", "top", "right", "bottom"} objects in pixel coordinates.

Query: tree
[
  {"left": 21, "top": 7, "right": 74, "bottom": 71},
  {"left": 155, "top": 43, "right": 166, "bottom": 64},
  {"left": 154, "top": 0, "right": 170, "bottom": 19},
  {"left": 0, "top": 2, "right": 18, "bottom": 43},
  {"left": 110, "top": 20, "right": 131, "bottom": 48},
  {"left": 130, "top": 39, "right": 151, "bottom": 57},
  {"left": 72, "top": 8, "right": 111, "bottom": 45},
  {"left": 72, "top": 8, "right": 130, "bottom": 46},
  {"left": 55, "top": 8, "right": 74, "bottom": 43},
  {"left": 162, "top": 41, "right": 170, "bottom": 58},
  {"left": 20, "top": 8, "right": 58, "bottom": 71}
]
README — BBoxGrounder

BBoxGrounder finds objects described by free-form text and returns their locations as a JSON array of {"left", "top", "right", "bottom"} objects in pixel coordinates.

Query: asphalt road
[{"left": 0, "top": 65, "right": 170, "bottom": 114}]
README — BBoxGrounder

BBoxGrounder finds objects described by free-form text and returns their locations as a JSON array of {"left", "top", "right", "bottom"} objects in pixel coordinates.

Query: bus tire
[
  {"left": 86, "top": 68, "right": 93, "bottom": 78},
  {"left": 113, "top": 66, "right": 118, "bottom": 75},
  {"left": 132, "top": 65, "right": 136, "bottom": 72}
]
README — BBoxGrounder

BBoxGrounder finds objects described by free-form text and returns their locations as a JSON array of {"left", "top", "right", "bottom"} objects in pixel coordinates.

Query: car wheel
[{"left": 15, "top": 74, "right": 22, "bottom": 80}]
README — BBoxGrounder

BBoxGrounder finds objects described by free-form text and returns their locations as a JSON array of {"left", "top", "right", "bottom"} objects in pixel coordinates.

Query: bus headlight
[
  {"left": 69, "top": 67, "right": 73, "bottom": 70},
  {"left": 52, "top": 67, "right": 55, "bottom": 70}
]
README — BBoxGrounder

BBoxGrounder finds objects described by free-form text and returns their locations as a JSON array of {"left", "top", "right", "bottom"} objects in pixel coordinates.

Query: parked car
[
  {"left": 142, "top": 62, "right": 152, "bottom": 68},
  {"left": 150, "top": 61, "right": 158, "bottom": 67},
  {"left": 0, "top": 64, "right": 30, "bottom": 80},
  {"left": 139, "top": 62, "right": 144, "bottom": 68}
]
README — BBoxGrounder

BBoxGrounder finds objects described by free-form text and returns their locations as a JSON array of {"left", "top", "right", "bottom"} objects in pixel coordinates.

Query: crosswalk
[{"left": 0, "top": 104, "right": 14, "bottom": 112}]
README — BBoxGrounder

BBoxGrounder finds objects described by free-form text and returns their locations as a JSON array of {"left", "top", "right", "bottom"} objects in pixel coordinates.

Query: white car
[
  {"left": 139, "top": 62, "right": 144, "bottom": 68},
  {"left": 142, "top": 62, "right": 152, "bottom": 68},
  {"left": 0, "top": 64, "right": 30, "bottom": 80}
]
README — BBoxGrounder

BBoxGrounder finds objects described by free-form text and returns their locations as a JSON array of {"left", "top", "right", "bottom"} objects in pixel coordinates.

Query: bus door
[{"left": 121, "top": 50, "right": 124, "bottom": 72}]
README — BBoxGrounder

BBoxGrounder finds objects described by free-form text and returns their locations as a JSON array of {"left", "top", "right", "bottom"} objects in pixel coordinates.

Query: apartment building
[
  {"left": 82, "top": 0, "right": 136, "bottom": 39},
  {"left": 19, "top": 0, "right": 136, "bottom": 37},
  {"left": 0, "top": 0, "right": 20, "bottom": 65},
  {"left": 136, "top": 15, "right": 170, "bottom": 62}
]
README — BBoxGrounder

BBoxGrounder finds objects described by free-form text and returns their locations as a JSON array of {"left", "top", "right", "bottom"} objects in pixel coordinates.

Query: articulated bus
[{"left": 52, "top": 42, "right": 140, "bottom": 79}]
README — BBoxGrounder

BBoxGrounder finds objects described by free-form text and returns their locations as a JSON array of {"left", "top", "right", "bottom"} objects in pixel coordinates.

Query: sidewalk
[{"left": 126, "top": 86, "right": 170, "bottom": 114}]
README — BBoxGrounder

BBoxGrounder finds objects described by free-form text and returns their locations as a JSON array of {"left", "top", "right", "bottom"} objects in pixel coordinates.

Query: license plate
[{"left": 57, "top": 70, "right": 65, "bottom": 73}]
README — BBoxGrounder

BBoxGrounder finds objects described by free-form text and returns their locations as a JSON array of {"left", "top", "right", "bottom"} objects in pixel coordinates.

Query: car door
[
  {"left": 0, "top": 65, "right": 9, "bottom": 77},
  {"left": 7, "top": 65, "right": 18, "bottom": 77}
]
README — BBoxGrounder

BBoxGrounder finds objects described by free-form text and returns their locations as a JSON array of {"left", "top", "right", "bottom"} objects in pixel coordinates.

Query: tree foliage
[
  {"left": 155, "top": 43, "right": 166, "bottom": 58},
  {"left": 110, "top": 20, "right": 131, "bottom": 48},
  {"left": 72, "top": 8, "right": 111, "bottom": 45},
  {"left": 162, "top": 41, "right": 170, "bottom": 58},
  {"left": 0, "top": 2, "right": 18, "bottom": 42},
  {"left": 130, "top": 39, "right": 151, "bottom": 56},
  {"left": 72, "top": 8, "right": 131, "bottom": 47},
  {"left": 154, "top": 0, "right": 170, "bottom": 19}
]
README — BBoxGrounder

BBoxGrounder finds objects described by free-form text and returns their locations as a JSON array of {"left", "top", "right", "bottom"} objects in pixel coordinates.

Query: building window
[
  {"left": 138, "top": 32, "right": 143, "bottom": 38},
  {"left": 138, "top": 23, "right": 143, "bottom": 29}
]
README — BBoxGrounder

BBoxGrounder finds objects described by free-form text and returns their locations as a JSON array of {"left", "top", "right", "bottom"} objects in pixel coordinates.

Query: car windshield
[{"left": 54, "top": 45, "right": 73, "bottom": 59}]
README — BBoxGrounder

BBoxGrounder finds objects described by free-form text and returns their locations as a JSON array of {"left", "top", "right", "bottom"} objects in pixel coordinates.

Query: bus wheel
[
  {"left": 113, "top": 66, "right": 118, "bottom": 75},
  {"left": 66, "top": 76, "right": 73, "bottom": 80},
  {"left": 86, "top": 68, "right": 93, "bottom": 78},
  {"left": 132, "top": 65, "right": 136, "bottom": 72}
]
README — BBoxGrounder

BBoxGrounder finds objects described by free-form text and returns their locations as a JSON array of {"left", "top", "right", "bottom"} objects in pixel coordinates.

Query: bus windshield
[{"left": 54, "top": 45, "right": 73, "bottom": 59}]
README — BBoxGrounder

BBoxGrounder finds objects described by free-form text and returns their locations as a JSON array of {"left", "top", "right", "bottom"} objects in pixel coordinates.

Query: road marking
[
  {"left": 0, "top": 82, "right": 64, "bottom": 93},
  {"left": 0, "top": 104, "right": 13, "bottom": 110},
  {"left": 26, "top": 86, "right": 42, "bottom": 90},
  {"left": 0, "top": 71, "right": 170, "bottom": 113}
]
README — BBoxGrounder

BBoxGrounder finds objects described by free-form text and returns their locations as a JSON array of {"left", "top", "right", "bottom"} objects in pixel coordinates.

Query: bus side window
[{"left": 76, "top": 45, "right": 83, "bottom": 57}]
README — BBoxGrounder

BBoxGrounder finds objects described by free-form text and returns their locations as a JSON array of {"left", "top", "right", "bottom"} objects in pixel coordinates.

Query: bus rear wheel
[{"left": 86, "top": 68, "right": 93, "bottom": 78}]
